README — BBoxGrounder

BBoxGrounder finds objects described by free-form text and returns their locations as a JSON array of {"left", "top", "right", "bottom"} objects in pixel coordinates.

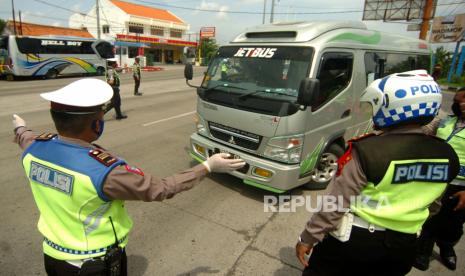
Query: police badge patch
[{"left": 124, "top": 165, "right": 144, "bottom": 176}]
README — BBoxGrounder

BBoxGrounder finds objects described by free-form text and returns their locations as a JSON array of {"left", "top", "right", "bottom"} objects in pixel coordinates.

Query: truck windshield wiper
[
  {"left": 238, "top": 88, "right": 298, "bottom": 100},
  {"left": 204, "top": 84, "right": 246, "bottom": 93},
  {"left": 238, "top": 89, "right": 271, "bottom": 100}
]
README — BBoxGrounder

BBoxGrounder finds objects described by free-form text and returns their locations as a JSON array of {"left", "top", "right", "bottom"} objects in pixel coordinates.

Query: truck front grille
[{"left": 209, "top": 122, "right": 262, "bottom": 151}]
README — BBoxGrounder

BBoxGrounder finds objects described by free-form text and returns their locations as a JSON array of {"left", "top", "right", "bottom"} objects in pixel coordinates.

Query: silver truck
[{"left": 184, "top": 21, "right": 431, "bottom": 193}]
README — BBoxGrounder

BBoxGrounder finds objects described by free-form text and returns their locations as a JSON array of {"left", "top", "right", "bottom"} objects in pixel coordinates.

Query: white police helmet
[
  {"left": 360, "top": 70, "right": 442, "bottom": 128},
  {"left": 40, "top": 78, "right": 113, "bottom": 107}
]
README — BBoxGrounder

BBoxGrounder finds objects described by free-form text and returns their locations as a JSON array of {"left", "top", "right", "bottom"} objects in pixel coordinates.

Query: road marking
[{"left": 142, "top": 111, "right": 196, "bottom": 127}]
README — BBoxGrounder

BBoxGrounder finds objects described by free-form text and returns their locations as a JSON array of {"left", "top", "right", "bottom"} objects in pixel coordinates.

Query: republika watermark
[{"left": 263, "top": 195, "right": 393, "bottom": 213}]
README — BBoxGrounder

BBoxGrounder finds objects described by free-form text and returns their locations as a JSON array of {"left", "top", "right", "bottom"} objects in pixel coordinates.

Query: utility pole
[
  {"left": 96, "top": 0, "right": 101, "bottom": 39},
  {"left": 262, "top": 0, "right": 267, "bottom": 24},
  {"left": 270, "top": 0, "right": 275, "bottom": 23},
  {"left": 11, "top": 0, "right": 17, "bottom": 35},
  {"left": 19, "top": 10, "right": 23, "bottom": 35},
  {"left": 419, "top": 0, "right": 434, "bottom": 40}
]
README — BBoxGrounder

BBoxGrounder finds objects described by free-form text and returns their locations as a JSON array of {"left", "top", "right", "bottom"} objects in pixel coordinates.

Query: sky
[{"left": 1, "top": 0, "right": 464, "bottom": 50}]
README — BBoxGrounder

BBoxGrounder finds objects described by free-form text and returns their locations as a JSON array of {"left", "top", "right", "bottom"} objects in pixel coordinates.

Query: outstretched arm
[
  {"left": 12, "top": 114, "right": 36, "bottom": 150},
  {"left": 103, "top": 153, "right": 245, "bottom": 201}
]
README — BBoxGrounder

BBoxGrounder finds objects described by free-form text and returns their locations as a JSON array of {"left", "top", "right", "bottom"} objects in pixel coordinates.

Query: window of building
[
  {"left": 116, "top": 47, "right": 127, "bottom": 55},
  {"left": 151, "top": 26, "right": 164, "bottom": 36},
  {"left": 170, "top": 29, "right": 182, "bottom": 38},
  {"left": 102, "top": 25, "right": 110, "bottom": 34},
  {"left": 313, "top": 52, "right": 353, "bottom": 111},
  {"left": 128, "top": 23, "right": 144, "bottom": 34}
]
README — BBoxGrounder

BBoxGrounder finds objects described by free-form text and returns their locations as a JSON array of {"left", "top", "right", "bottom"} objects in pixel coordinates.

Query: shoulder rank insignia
[
  {"left": 34, "top": 133, "right": 57, "bottom": 141},
  {"left": 347, "top": 132, "right": 377, "bottom": 143},
  {"left": 336, "top": 132, "right": 376, "bottom": 176},
  {"left": 89, "top": 149, "right": 118, "bottom": 167},
  {"left": 336, "top": 143, "right": 353, "bottom": 177}
]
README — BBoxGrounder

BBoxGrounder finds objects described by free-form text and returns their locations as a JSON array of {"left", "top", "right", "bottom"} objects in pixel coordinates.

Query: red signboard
[
  {"left": 116, "top": 34, "right": 198, "bottom": 47},
  {"left": 200, "top": 27, "right": 215, "bottom": 38}
]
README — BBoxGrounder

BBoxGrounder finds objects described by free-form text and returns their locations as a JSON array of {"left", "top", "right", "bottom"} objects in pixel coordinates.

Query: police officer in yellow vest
[
  {"left": 220, "top": 58, "right": 230, "bottom": 81},
  {"left": 12, "top": 79, "right": 245, "bottom": 275},
  {"left": 414, "top": 86, "right": 465, "bottom": 271},
  {"left": 105, "top": 58, "right": 127, "bottom": 120},
  {"left": 132, "top": 57, "right": 142, "bottom": 96},
  {"left": 295, "top": 70, "right": 460, "bottom": 276}
]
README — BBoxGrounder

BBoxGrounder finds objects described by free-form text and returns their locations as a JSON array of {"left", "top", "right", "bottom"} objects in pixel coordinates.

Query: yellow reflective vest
[{"left": 22, "top": 137, "right": 133, "bottom": 260}]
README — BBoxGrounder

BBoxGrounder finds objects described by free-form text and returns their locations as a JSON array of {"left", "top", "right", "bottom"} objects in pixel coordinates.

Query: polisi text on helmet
[{"left": 410, "top": 84, "right": 441, "bottom": 96}]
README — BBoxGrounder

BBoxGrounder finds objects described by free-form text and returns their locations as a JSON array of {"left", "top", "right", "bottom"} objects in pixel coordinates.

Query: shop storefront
[{"left": 115, "top": 34, "right": 197, "bottom": 67}]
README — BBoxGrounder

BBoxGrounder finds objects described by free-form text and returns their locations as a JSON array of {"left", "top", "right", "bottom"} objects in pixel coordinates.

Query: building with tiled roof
[
  {"left": 69, "top": 0, "right": 197, "bottom": 66},
  {"left": 4, "top": 21, "right": 93, "bottom": 38}
]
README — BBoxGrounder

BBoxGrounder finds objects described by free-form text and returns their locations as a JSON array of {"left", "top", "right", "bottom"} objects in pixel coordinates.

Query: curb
[
  {"left": 440, "top": 85, "right": 459, "bottom": 92},
  {"left": 116, "top": 66, "right": 165, "bottom": 73}
]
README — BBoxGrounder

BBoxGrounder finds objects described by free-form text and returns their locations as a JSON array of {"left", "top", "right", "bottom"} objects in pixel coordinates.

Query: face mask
[
  {"left": 452, "top": 102, "right": 462, "bottom": 117},
  {"left": 91, "top": 119, "right": 105, "bottom": 139}
]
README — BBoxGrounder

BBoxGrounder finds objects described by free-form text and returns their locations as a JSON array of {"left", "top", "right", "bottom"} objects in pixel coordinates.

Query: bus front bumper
[{"left": 190, "top": 133, "right": 308, "bottom": 193}]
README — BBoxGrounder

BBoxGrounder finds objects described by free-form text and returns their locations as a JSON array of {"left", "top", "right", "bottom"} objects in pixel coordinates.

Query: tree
[
  {"left": 199, "top": 38, "right": 219, "bottom": 65},
  {"left": 433, "top": 46, "right": 452, "bottom": 79},
  {"left": 0, "top": 19, "right": 6, "bottom": 34}
]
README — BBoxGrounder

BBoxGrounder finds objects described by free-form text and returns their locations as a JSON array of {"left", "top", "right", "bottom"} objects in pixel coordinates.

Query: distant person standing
[
  {"left": 432, "top": 63, "right": 442, "bottom": 81},
  {"left": 105, "top": 58, "right": 127, "bottom": 120},
  {"left": 133, "top": 57, "right": 142, "bottom": 96}
]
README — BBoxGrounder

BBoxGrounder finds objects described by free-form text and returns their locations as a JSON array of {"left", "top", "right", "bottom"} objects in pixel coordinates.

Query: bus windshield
[
  {"left": 93, "top": 40, "right": 114, "bottom": 59},
  {"left": 203, "top": 46, "right": 313, "bottom": 101},
  {"left": 0, "top": 36, "right": 9, "bottom": 73}
]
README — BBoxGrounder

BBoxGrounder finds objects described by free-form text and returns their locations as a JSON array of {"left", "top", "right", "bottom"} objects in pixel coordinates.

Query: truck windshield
[{"left": 201, "top": 46, "right": 312, "bottom": 116}]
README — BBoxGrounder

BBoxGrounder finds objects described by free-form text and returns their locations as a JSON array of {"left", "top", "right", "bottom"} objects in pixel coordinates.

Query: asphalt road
[{"left": 0, "top": 66, "right": 463, "bottom": 275}]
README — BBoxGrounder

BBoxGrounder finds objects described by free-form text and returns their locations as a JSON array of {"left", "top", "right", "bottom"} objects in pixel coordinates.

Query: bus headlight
[
  {"left": 194, "top": 114, "right": 209, "bottom": 136},
  {"left": 264, "top": 135, "right": 304, "bottom": 163}
]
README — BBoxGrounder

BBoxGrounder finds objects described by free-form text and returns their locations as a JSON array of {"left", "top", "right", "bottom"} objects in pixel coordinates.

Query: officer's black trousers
[
  {"left": 302, "top": 227, "right": 417, "bottom": 276},
  {"left": 44, "top": 251, "right": 127, "bottom": 276},
  {"left": 422, "top": 184, "right": 465, "bottom": 243},
  {"left": 105, "top": 87, "right": 123, "bottom": 117},
  {"left": 133, "top": 76, "right": 140, "bottom": 94}
]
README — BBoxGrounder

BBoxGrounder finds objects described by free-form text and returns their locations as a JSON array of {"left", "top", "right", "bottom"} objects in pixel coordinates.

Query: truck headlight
[
  {"left": 194, "top": 114, "right": 209, "bottom": 136},
  {"left": 264, "top": 135, "right": 304, "bottom": 164}
]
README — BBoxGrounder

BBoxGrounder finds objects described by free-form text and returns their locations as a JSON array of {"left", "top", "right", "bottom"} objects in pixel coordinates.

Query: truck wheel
[
  {"left": 46, "top": 69, "right": 58, "bottom": 79},
  {"left": 304, "top": 143, "right": 345, "bottom": 190}
]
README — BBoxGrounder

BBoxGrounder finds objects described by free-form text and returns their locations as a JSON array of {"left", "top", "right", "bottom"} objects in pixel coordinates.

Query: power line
[
  {"left": 445, "top": 2, "right": 465, "bottom": 16},
  {"left": 132, "top": 0, "right": 362, "bottom": 15},
  {"left": 31, "top": 0, "right": 124, "bottom": 26},
  {"left": 27, "top": 0, "right": 465, "bottom": 18}
]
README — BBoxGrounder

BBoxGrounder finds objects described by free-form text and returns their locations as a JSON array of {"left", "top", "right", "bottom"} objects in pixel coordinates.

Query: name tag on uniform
[
  {"left": 30, "top": 162, "right": 74, "bottom": 195},
  {"left": 393, "top": 162, "right": 449, "bottom": 184}
]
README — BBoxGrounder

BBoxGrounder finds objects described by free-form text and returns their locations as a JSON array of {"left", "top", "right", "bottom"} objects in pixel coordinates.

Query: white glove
[
  {"left": 202, "top": 153, "right": 246, "bottom": 173},
  {"left": 12, "top": 114, "right": 26, "bottom": 130}
]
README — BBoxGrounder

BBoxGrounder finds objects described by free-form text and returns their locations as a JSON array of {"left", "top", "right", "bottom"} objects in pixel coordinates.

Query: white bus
[
  {"left": 185, "top": 21, "right": 432, "bottom": 193},
  {"left": 0, "top": 35, "right": 114, "bottom": 80}
]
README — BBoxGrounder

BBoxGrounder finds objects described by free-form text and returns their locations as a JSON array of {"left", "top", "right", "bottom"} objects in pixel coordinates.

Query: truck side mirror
[
  {"left": 297, "top": 78, "right": 320, "bottom": 107},
  {"left": 184, "top": 63, "right": 200, "bottom": 88},
  {"left": 184, "top": 63, "right": 193, "bottom": 80}
]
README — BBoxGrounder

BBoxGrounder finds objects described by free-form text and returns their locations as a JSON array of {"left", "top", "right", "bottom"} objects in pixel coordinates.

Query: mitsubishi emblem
[{"left": 228, "top": 136, "right": 236, "bottom": 144}]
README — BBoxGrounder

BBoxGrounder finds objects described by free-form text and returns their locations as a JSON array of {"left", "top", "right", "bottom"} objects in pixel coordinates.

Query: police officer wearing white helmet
[
  {"left": 12, "top": 78, "right": 245, "bottom": 275},
  {"left": 295, "top": 70, "right": 460, "bottom": 276},
  {"left": 105, "top": 58, "right": 127, "bottom": 120}
]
